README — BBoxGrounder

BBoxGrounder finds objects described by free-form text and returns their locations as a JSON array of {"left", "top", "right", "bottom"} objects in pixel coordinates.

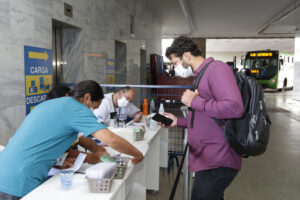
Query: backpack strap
[
  {"left": 213, "top": 118, "right": 225, "bottom": 129},
  {"left": 190, "top": 61, "right": 214, "bottom": 128}
]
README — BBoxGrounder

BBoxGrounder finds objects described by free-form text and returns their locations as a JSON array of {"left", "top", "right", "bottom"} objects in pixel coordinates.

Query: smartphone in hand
[{"left": 152, "top": 113, "right": 173, "bottom": 126}]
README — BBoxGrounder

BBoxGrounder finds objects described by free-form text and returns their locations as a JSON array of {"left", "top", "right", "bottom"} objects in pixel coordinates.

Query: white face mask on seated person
[
  {"left": 174, "top": 63, "right": 194, "bottom": 78},
  {"left": 117, "top": 96, "right": 129, "bottom": 107}
]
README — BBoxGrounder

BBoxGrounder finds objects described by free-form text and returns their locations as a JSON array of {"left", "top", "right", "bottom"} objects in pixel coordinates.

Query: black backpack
[{"left": 190, "top": 61, "right": 271, "bottom": 157}]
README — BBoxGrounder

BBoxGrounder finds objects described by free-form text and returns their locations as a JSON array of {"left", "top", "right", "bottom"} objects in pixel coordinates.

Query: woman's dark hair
[
  {"left": 46, "top": 85, "right": 71, "bottom": 100},
  {"left": 69, "top": 80, "right": 104, "bottom": 101},
  {"left": 168, "top": 36, "right": 201, "bottom": 58}
]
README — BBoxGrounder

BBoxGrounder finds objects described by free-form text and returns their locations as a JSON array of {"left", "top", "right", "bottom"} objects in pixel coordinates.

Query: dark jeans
[
  {"left": 191, "top": 167, "right": 238, "bottom": 200},
  {"left": 0, "top": 192, "right": 21, "bottom": 200}
]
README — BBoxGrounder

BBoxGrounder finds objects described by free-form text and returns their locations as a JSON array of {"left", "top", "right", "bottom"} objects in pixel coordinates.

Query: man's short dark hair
[
  {"left": 167, "top": 36, "right": 201, "bottom": 58},
  {"left": 165, "top": 47, "right": 172, "bottom": 59},
  {"left": 119, "top": 86, "right": 132, "bottom": 93}
]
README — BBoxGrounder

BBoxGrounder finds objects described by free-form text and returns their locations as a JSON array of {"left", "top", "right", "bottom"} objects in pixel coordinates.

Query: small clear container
[
  {"left": 133, "top": 128, "right": 146, "bottom": 141},
  {"left": 114, "top": 156, "right": 130, "bottom": 179},
  {"left": 60, "top": 169, "right": 74, "bottom": 190}
]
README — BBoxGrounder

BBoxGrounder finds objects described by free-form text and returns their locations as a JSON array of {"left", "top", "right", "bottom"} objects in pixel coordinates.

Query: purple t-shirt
[{"left": 177, "top": 57, "right": 244, "bottom": 172}]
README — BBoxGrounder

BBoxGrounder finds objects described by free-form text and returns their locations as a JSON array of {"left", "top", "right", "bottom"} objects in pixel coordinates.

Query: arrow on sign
[{"left": 28, "top": 51, "right": 49, "bottom": 61}]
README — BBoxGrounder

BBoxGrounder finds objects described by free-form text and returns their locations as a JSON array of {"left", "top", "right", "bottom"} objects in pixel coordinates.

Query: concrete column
[
  {"left": 294, "top": 34, "right": 300, "bottom": 100},
  {"left": 192, "top": 38, "right": 206, "bottom": 58}
]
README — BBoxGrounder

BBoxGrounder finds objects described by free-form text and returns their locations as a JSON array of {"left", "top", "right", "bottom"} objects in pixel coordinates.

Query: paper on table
[
  {"left": 48, "top": 153, "right": 87, "bottom": 176},
  {"left": 55, "top": 152, "right": 69, "bottom": 167},
  {"left": 77, "top": 163, "right": 93, "bottom": 174},
  {"left": 71, "top": 153, "right": 87, "bottom": 172},
  {"left": 86, "top": 162, "right": 116, "bottom": 179},
  {"left": 48, "top": 168, "right": 61, "bottom": 176}
]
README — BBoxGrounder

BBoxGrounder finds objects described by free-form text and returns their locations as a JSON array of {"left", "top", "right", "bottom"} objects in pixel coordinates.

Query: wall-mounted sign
[
  {"left": 106, "top": 59, "right": 115, "bottom": 93},
  {"left": 24, "top": 46, "right": 52, "bottom": 115}
]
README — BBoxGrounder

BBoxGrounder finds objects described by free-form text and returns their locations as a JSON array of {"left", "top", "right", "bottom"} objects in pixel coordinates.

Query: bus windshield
[{"left": 244, "top": 57, "right": 278, "bottom": 80}]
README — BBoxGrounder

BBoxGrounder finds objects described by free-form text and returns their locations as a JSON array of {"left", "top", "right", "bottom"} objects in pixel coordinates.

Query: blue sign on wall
[
  {"left": 24, "top": 46, "right": 52, "bottom": 115},
  {"left": 106, "top": 58, "right": 116, "bottom": 93}
]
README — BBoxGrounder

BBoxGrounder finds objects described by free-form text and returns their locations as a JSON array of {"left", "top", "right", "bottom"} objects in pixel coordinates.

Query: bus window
[
  {"left": 264, "top": 58, "right": 278, "bottom": 78},
  {"left": 252, "top": 59, "right": 260, "bottom": 69},
  {"left": 292, "top": 57, "right": 294, "bottom": 63},
  {"left": 244, "top": 58, "right": 251, "bottom": 69},
  {"left": 288, "top": 57, "right": 290, "bottom": 63},
  {"left": 246, "top": 57, "right": 278, "bottom": 79}
]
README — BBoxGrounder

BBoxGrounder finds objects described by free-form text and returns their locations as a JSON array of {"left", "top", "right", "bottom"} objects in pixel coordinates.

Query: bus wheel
[{"left": 282, "top": 78, "right": 287, "bottom": 92}]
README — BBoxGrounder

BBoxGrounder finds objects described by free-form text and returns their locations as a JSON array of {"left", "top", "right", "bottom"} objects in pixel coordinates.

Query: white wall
[
  {"left": 294, "top": 33, "right": 300, "bottom": 101},
  {"left": 0, "top": 0, "right": 162, "bottom": 145},
  {"left": 206, "top": 51, "right": 246, "bottom": 70}
]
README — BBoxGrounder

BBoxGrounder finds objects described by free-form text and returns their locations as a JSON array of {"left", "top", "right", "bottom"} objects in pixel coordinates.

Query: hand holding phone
[{"left": 152, "top": 113, "right": 174, "bottom": 126}]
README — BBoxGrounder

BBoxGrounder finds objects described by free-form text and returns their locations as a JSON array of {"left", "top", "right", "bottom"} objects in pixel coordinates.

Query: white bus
[{"left": 244, "top": 50, "right": 294, "bottom": 90}]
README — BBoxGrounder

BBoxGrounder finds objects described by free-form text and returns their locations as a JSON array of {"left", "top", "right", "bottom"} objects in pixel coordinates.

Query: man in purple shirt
[{"left": 164, "top": 36, "right": 244, "bottom": 200}]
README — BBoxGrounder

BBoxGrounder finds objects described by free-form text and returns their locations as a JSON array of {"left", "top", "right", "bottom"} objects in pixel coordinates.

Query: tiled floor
[{"left": 147, "top": 90, "right": 300, "bottom": 200}]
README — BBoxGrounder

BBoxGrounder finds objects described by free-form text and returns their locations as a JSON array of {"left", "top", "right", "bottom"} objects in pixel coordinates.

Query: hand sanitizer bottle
[{"left": 159, "top": 103, "right": 164, "bottom": 114}]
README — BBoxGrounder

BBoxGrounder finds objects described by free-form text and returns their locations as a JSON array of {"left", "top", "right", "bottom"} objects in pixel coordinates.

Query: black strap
[
  {"left": 190, "top": 61, "right": 214, "bottom": 128},
  {"left": 214, "top": 118, "right": 224, "bottom": 127},
  {"left": 169, "top": 143, "right": 189, "bottom": 200}
]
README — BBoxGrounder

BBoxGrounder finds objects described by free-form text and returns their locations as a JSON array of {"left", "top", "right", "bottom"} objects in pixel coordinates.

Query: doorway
[
  {"left": 140, "top": 49, "right": 147, "bottom": 84},
  {"left": 52, "top": 19, "right": 82, "bottom": 86},
  {"left": 115, "top": 41, "right": 127, "bottom": 84}
]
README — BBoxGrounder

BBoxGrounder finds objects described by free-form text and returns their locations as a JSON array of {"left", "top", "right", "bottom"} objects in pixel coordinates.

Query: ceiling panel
[
  {"left": 144, "top": 0, "right": 300, "bottom": 38},
  {"left": 206, "top": 38, "right": 295, "bottom": 52}
]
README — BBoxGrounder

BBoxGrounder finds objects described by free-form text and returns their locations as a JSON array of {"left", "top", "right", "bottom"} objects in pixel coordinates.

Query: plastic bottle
[
  {"left": 159, "top": 103, "right": 164, "bottom": 114},
  {"left": 109, "top": 112, "right": 116, "bottom": 127},
  {"left": 118, "top": 107, "right": 126, "bottom": 121},
  {"left": 109, "top": 117, "right": 115, "bottom": 127},
  {"left": 142, "top": 99, "right": 148, "bottom": 116},
  {"left": 150, "top": 98, "right": 156, "bottom": 114}
]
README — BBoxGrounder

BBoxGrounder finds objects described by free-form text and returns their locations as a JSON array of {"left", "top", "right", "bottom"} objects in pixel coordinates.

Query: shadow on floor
[{"left": 146, "top": 167, "right": 184, "bottom": 200}]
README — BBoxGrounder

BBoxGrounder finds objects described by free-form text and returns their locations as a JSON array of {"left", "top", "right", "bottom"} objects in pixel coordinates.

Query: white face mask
[
  {"left": 174, "top": 63, "right": 194, "bottom": 78},
  {"left": 117, "top": 96, "right": 129, "bottom": 107}
]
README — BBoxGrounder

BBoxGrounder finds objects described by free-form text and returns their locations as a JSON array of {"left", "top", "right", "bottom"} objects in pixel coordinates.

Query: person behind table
[
  {"left": 46, "top": 85, "right": 107, "bottom": 165},
  {"left": 93, "top": 86, "right": 142, "bottom": 126},
  {"left": 161, "top": 36, "right": 244, "bottom": 200},
  {"left": 0, "top": 80, "right": 144, "bottom": 199}
]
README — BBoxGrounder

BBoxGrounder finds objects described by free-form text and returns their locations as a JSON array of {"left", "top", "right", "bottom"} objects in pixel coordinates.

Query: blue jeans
[
  {"left": 0, "top": 192, "right": 21, "bottom": 200},
  {"left": 191, "top": 167, "right": 238, "bottom": 200}
]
